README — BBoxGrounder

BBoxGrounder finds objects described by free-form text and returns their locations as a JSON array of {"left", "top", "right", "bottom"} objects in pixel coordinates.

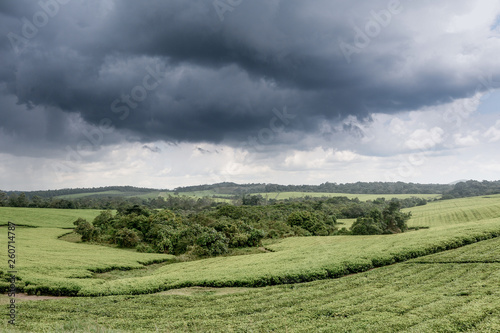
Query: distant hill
[
  {"left": 3, "top": 186, "right": 167, "bottom": 199},
  {"left": 174, "top": 181, "right": 452, "bottom": 195},
  {"left": 3, "top": 180, "right": 499, "bottom": 201}
]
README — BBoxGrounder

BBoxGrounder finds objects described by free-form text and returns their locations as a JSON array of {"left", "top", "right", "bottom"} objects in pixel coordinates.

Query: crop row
[{"left": 8, "top": 260, "right": 500, "bottom": 332}]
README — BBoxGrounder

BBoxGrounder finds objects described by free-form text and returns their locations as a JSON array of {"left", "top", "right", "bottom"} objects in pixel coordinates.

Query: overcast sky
[{"left": 1, "top": 0, "right": 500, "bottom": 191}]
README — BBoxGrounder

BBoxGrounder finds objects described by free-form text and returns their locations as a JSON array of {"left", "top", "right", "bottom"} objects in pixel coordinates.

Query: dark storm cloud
[{"left": 0, "top": 0, "right": 498, "bottom": 150}]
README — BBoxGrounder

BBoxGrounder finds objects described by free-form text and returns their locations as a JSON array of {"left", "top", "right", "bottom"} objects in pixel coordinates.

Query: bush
[
  {"left": 115, "top": 228, "right": 140, "bottom": 248},
  {"left": 350, "top": 217, "right": 384, "bottom": 235},
  {"left": 136, "top": 243, "right": 155, "bottom": 253},
  {"left": 195, "top": 229, "right": 229, "bottom": 256},
  {"left": 73, "top": 218, "right": 99, "bottom": 242},
  {"left": 350, "top": 203, "right": 411, "bottom": 235}
]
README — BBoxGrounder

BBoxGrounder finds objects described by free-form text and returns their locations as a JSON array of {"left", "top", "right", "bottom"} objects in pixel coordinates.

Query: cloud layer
[{"left": 1, "top": 0, "right": 500, "bottom": 189}]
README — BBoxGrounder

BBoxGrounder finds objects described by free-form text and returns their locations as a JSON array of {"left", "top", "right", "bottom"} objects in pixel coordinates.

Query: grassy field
[
  {"left": 1, "top": 195, "right": 500, "bottom": 299},
  {"left": 0, "top": 207, "right": 102, "bottom": 228},
  {"left": 3, "top": 237, "right": 500, "bottom": 332},
  {"left": 158, "top": 190, "right": 234, "bottom": 203},
  {"left": 404, "top": 194, "right": 500, "bottom": 228},
  {"left": 55, "top": 189, "right": 235, "bottom": 201},
  {"left": 251, "top": 192, "right": 441, "bottom": 201},
  {"left": 54, "top": 189, "right": 441, "bottom": 204}
]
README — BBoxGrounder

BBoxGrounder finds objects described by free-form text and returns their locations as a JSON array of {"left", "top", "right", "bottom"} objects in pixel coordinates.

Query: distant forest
[
  {"left": 0, "top": 180, "right": 499, "bottom": 209},
  {"left": 173, "top": 181, "right": 452, "bottom": 195}
]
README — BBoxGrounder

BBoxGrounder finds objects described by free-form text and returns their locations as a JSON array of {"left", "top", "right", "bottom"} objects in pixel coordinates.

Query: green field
[
  {"left": 158, "top": 190, "right": 234, "bottom": 203},
  {"left": 55, "top": 189, "right": 438, "bottom": 203},
  {"left": 252, "top": 191, "right": 441, "bottom": 201},
  {"left": 2, "top": 195, "right": 500, "bottom": 331},
  {"left": 55, "top": 189, "right": 235, "bottom": 201},
  {"left": 0, "top": 207, "right": 102, "bottom": 228},
  {"left": 4, "top": 237, "right": 500, "bottom": 332},
  {"left": 404, "top": 195, "right": 500, "bottom": 227},
  {"left": 2, "top": 196, "right": 500, "bottom": 297}
]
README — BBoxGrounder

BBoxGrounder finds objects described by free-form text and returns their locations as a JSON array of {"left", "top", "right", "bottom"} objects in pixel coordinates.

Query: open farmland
[
  {"left": 1, "top": 196, "right": 499, "bottom": 296},
  {"left": 1, "top": 195, "right": 500, "bottom": 331},
  {"left": 4, "top": 237, "right": 500, "bottom": 332},
  {"left": 404, "top": 194, "right": 500, "bottom": 227},
  {"left": 0, "top": 207, "right": 103, "bottom": 228}
]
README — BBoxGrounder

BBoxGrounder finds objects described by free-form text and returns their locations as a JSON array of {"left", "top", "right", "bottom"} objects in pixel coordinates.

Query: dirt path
[{"left": 1, "top": 293, "right": 69, "bottom": 303}]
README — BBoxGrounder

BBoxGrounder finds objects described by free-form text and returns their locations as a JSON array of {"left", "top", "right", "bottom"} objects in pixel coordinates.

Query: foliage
[
  {"left": 73, "top": 218, "right": 98, "bottom": 242},
  {"left": 442, "top": 179, "right": 500, "bottom": 199},
  {"left": 73, "top": 205, "right": 265, "bottom": 256},
  {"left": 115, "top": 228, "right": 141, "bottom": 248},
  {"left": 350, "top": 201, "right": 412, "bottom": 235}
]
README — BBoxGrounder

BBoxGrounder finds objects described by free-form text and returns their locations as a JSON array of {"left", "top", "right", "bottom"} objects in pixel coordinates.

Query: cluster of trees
[
  {"left": 73, "top": 197, "right": 414, "bottom": 257},
  {"left": 442, "top": 180, "right": 500, "bottom": 199},
  {"left": 0, "top": 192, "right": 220, "bottom": 211},
  {"left": 350, "top": 201, "right": 412, "bottom": 235},
  {"left": 74, "top": 205, "right": 266, "bottom": 257}
]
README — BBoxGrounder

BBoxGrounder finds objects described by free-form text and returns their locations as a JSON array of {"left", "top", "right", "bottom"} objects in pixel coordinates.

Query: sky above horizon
[{"left": 1, "top": 0, "right": 500, "bottom": 191}]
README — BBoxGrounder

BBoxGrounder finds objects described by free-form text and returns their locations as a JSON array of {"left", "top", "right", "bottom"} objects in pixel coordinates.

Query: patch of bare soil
[{"left": 1, "top": 293, "right": 69, "bottom": 302}]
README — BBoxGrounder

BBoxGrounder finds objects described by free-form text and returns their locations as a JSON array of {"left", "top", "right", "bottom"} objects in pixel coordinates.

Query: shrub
[
  {"left": 195, "top": 229, "right": 229, "bottom": 256},
  {"left": 73, "top": 218, "right": 99, "bottom": 242},
  {"left": 115, "top": 228, "right": 140, "bottom": 248},
  {"left": 136, "top": 243, "right": 155, "bottom": 253}
]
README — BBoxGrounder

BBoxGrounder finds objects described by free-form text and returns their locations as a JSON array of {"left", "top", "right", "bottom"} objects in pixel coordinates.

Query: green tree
[
  {"left": 17, "top": 192, "right": 29, "bottom": 207},
  {"left": 195, "top": 229, "right": 229, "bottom": 256},
  {"left": 0, "top": 191, "right": 7, "bottom": 206},
  {"left": 115, "top": 228, "right": 140, "bottom": 248},
  {"left": 73, "top": 218, "right": 98, "bottom": 242},
  {"left": 92, "top": 210, "right": 115, "bottom": 233}
]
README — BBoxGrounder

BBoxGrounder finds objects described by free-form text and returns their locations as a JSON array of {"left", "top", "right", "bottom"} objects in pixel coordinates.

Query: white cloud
[
  {"left": 484, "top": 120, "right": 500, "bottom": 142},
  {"left": 453, "top": 132, "right": 479, "bottom": 147},
  {"left": 405, "top": 127, "right": 444, "bottom": 150}
]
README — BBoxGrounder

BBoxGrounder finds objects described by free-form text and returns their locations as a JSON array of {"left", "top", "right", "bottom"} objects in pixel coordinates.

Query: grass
[
  {"left": 2, "top": 195, "right": 500, "bottom": 331},
  {"left": 252, "top": 192, "right": 441, "bottom": 201},
  {"left": 2, "top": 195, "right": 499, "bottom": 297},
  {"left": 158, "top": 190, "right": 234, "bottom": 203},
  {"left": 404, "top": 194, "right": 500, "bottom": 228},
  {"left": 0, "top": 207, "right": 103, "bottom": 228},
  {"left": 4, "top": 238, "right": 500, "bottom": 332},
  {"left": 336, "top": 218, "right": 356, "bottom": 229},
  {"left": 0, "top": 227, "right": 173, "bottom": 295}
]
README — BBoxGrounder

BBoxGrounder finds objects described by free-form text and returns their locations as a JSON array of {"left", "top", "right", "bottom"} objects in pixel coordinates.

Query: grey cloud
[{"left": 1, "top": 0, "right": 500, "bottom": 153}]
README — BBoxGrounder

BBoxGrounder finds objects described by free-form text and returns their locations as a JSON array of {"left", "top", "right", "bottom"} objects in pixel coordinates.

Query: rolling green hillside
[
  {"left": 4, "top": 237, "right": 500, "bottom": 332},
  {"left": 0, "top": 207, "right": 102, "bottom": 228},
  {"left": 2, "top": 195, "right": 500, "bottom": 299}
]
